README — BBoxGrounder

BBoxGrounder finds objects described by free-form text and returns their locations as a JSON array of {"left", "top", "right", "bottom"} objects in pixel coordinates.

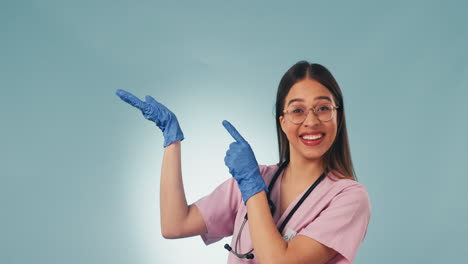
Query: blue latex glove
[
  {"left": 223, "top": 120, "right": 268, "bottom": 204},
  {"left": 115, "top": 89, "right": 184, "bottom": 147}
]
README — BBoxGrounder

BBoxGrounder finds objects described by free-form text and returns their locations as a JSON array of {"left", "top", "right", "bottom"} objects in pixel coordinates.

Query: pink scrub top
[{"left": 194, "top": 164, "right": 371, "bottom": 264}]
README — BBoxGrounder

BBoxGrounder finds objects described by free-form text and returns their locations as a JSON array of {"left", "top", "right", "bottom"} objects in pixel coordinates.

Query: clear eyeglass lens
[{"left": 287, "top": 103, "right": 334, "bottom": 123}]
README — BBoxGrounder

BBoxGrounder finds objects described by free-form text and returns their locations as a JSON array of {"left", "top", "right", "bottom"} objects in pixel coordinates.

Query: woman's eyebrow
[
  {"left": 286, "top": 98, "right": 304, "bottom": 106},
  {"left": 315, "top": 96, "right": 332, "bottom": 102},
  {"left": 287, "top": 96, "right": 332, "bottom": 106}
]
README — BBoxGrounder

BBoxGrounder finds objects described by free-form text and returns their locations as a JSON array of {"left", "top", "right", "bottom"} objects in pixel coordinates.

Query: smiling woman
[
  {"left": 116, "top": 60, "right": 371, "bottom": 264},
  {"left": 279, "top": 78, "right": 340, "bottom": 164},
  {"left": 276, "top": 62, "right": 356, "bottom": 182}
]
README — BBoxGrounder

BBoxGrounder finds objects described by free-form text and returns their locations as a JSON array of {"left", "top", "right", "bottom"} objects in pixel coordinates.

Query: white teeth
[{"left": 301, "top": 134, "right": 323, "bottom": 140}]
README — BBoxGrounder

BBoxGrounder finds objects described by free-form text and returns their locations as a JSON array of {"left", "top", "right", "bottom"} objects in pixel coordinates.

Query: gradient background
[{"left": 1, "top": 0, "right": 467, "bottom": 263}]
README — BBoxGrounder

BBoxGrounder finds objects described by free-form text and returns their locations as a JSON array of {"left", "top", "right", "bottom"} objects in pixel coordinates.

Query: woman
[{"left": 116, "top": 61, "right": 371, "bottom": 264}]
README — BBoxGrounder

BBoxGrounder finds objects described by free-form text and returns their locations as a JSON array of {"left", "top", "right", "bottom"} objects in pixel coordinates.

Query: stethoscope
[{"left": 224, "top": 160, "right": 326, "bottom": 260}]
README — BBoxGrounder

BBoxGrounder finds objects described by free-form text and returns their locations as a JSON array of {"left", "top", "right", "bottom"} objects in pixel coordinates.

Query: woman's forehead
[{"left": 286, "top": 79, "right": 334, "bottom": 104}]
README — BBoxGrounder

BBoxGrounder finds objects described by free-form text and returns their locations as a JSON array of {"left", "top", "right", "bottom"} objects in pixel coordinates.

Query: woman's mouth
[{"left": 299, "top": 133, "right": 325, "bottom": 146}]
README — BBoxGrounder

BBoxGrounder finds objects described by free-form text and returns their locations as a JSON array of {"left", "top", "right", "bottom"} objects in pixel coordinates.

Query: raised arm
[
  {"left": 160, "top": 141, "right": 207, "bottom": 238},
  {"left": 115, "top": 89, "right": 207, "bottom": 239}
]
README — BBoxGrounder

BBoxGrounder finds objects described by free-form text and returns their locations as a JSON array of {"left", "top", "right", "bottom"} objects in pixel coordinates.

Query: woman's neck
[{"left": 284, "top": 154, "right": 324, "bottom": 185}]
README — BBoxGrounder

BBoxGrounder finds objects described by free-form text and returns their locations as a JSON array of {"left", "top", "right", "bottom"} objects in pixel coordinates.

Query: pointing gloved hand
[
  {"left": 115, "top": 89, "right": 184, "bottom": 147},
  {"left": 223, "top": 120, "right": 268, "bottom": 204}
]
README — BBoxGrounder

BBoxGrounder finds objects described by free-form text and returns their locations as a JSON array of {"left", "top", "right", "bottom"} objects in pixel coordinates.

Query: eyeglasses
[{"left": 283, "top": 103, "right": 339, "bottom": 124}]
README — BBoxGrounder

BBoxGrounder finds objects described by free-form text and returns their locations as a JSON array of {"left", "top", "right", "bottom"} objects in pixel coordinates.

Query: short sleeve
[
  {"left": 298, "top": 184, "right": 371, "bottom": 263},
  {"left": 193, "top": 177, "right": 242, "bottom": 245}
]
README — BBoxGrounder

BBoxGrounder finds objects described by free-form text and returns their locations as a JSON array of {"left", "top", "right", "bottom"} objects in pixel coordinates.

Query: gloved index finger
[
  {"left": 223, "top": 120, "right": 246, "bottom": 143},
  {"left": 116, "top": 89, "right": 145, "bottom": 109}
]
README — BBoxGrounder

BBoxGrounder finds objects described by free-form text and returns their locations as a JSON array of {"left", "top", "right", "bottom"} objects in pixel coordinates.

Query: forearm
[
  {"left": 246, "top": 191, "right": 288, "bottom": 264},
  {"left": 159, "top": 141, "right": 189, "bottom": 237}
]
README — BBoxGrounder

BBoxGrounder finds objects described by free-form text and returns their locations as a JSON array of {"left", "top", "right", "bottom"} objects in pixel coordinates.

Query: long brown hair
[{"left": 275, "top": 61, "right": 356, "bottom": 181}]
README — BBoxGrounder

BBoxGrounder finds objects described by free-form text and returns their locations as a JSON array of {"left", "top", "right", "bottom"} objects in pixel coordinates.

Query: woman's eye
[
  {"left": 292, "top": 108, "right": 304, "bottom": 114},
  {"left": 317, "top": 105, "right": 331, "bottom": 112}
]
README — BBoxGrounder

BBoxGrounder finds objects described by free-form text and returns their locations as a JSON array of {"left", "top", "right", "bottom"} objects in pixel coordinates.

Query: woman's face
[{"left": 279, "top": 78, "right": 338, "bottom": 162}]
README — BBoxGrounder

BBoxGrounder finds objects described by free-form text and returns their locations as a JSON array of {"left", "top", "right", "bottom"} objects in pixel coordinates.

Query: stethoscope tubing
[{"left": 225, "top": 160, "right": 326, "bottom": 259}]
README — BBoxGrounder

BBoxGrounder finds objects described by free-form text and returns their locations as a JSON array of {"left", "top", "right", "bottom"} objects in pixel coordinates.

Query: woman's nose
[{"left": 303, "top": 110, "right": 321, "bottom": 126}]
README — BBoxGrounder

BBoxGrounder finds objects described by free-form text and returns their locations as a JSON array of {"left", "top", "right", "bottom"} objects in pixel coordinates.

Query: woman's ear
[{"left": 279, "top": 115, "right": 286, "bottom": 133}]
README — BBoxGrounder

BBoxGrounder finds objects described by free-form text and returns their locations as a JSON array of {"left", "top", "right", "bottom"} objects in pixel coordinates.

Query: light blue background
[{"left": 1, "top": 0, "right": 467, "bottom": 263}]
